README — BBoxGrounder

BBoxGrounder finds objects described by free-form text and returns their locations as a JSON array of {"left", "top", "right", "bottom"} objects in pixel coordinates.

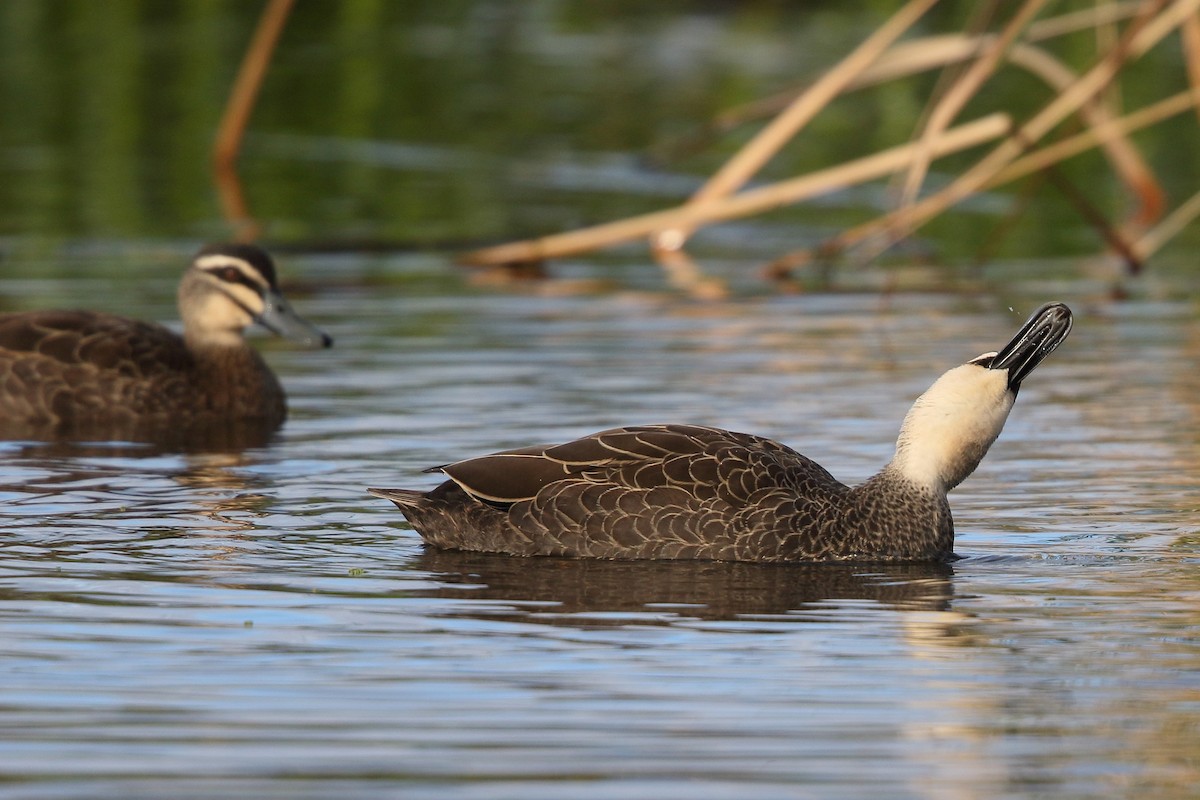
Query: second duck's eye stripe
[{"left": 205, "top": 263, "right": 264, "bottom": 294}]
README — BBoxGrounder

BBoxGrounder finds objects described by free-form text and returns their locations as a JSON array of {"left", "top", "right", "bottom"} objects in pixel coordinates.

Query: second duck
[{"left": 0, "top": 243, "right": 331, "bottom": 437}]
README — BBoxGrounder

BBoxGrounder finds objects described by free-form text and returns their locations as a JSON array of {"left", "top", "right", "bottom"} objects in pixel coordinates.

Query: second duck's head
[
  {"left": 891, "top": 303, "right": 1073, "bottom": 492},
  {"left": 179, "top": 243, "right": 333, "bottom": 350}
]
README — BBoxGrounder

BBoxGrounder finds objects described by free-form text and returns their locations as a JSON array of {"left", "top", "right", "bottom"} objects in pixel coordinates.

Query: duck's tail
[{"left": 367, "top": 487, "right": 425, "bottom": 509}]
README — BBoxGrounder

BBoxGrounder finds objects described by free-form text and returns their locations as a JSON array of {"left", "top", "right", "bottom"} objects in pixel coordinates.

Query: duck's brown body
[
  {"left": 0, "top": 309, "right": 285, "bottom": 427},
  {"left": 372, "top": 303, "right": 1074, "bottom": 564},
  {"left": 377, "top": 424, "right": 953, "bottom": 562},
  {"left": 0, "top": 244, "right": 329, "bottom": 441}
]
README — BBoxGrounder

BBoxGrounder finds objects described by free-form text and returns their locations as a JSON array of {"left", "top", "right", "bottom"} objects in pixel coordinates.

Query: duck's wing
[
  {"left": 0, "top": 310, "right": 191, "bottom": 375},
  {"left": 411, "top": 423, "right": 850, "bottom": 560},
  {"left": 369, "top": 424, "right": 858, "bottom": 560},
  {"left": 0, "top": 310, "right": 192, "bottom": 422},
  {"left": 439, "top": 423, "right": 843, "bottom": 506}
]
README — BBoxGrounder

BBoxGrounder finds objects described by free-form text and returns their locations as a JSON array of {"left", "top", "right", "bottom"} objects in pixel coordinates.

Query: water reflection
[
  {"left": 411, "top": 550, "right": 955, "bottom": 624},
  {"left": 0, "top": 439, "right": 275, "bottom": 551},
  {"left": 0, "top": 417, "right": 279, "bottom": 455}
]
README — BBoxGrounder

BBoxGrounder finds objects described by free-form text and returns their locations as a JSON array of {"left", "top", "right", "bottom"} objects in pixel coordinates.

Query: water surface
[{"left": 1, "top": 273, "right": 1197, "bottom": 799}]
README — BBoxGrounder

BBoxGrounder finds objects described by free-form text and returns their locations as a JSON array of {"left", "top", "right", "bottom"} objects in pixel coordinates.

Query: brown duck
[
  {"left": 0, "top": 243, "right": 331, "bottom": 436},
  {"left": 371, "top": 303, "right": 1072, "bottom": 563}
]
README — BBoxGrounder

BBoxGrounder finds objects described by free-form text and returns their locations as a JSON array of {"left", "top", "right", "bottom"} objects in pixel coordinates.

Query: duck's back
[
  {"left": 389, "top": 424, "right": 859, "bottom": 561},
  {"left": 0, "top": 309, "right": 282, "bottom": 426}
]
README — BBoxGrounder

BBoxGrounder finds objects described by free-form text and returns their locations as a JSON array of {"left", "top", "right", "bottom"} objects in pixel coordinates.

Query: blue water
[{"left": 1, "top": 267, "right": 1197, "bottom": 799}]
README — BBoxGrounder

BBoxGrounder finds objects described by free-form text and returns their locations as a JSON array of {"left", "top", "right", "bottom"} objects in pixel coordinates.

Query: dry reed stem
[
  {"left": 766, "top": 86, "right": 1199, "bottom": 277},
  {"left": 868, "top": 35, "right": 1160, "bottom": 210},
  {"left": 464, "top": 0, "right": 1194, "bottom": 280},
  {"left": 546, "top": 30, "right": 1159, "bottom": 274},
  {"left": 988, "top": 88, "right": 1200, "bottom": 185},
  {"left": 829, "top": 0, "right": 1190, "bottom": 259},
  {"left": 1134, "top": 188, "right": 1200, "bottom": 258},
  {"left": 1025, "top": 1, "right": 1143, "bottom": 40},
  {"left": 213, "top": 0, "right": 294, "bottom": 241},
  {"left": 459, "top": 114, "right": 1011, "bottom": 267},
  {"left": 707, "top": 36, "right": 993, "bottom": 136},
  {"left": 685, "top": 36, "right": 979, "bottom": 170},
  {"left": 898, "top": 0, "right": 1050, "bottom": 212},
  {"left": 655, "top": 0, "right": 939, "bottom": 251},
  {"left": 709, "top": 3, "right": 1143, "bottom": 140},
  {"left": 871, "top": 35, "right": 1163, "bottom": 220},
  {"left": 1042, "top": 164, "right": 1143, "bottom": 271},
  {"left": 1183, "top": 11, "right": 1200, "bottom": 124},
  {"left": 1006, "top": 43, "right": 1164, "bottom": 225}
]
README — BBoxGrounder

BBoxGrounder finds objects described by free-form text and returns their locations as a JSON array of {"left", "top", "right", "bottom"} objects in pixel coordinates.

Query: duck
[
  {"left": 370, "top": 302, "right": 1072, "bottom": 563},
  {"left": 0, "top": 243, "right": 332, "bottom": 435}
]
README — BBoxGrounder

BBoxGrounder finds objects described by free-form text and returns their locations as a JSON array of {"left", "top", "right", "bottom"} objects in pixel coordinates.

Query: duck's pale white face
[
  {"left": 179, "top": 253, "right": 271, "bottom": 346},
  {"left": 891, "top": 358, "right": 1016, "bottom": 491},
  {"left": 177, "top": 248, "right": 331, "bottom": 350}
]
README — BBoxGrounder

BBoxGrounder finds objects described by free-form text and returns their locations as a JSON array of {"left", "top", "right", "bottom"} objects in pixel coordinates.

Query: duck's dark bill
[
  {"left": 258, "top": 290, "right": 334, "bottom": 348},
  {"left": 989, "top": 302, "right": 1072, "bottom": 389}
]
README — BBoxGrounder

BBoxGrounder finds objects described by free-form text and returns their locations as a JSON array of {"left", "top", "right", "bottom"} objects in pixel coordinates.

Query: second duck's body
[
  {"left": 0, "top": 309, "right": 285, "bottom": 425},
  {"left": 0, "top": 243, "right": 331, "bottom": 434},
  {"left": 371, "top": 303, "right": 1073, "bottom": 563}
]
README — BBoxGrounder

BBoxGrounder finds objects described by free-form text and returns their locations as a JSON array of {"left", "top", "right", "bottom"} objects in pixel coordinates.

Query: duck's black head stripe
[
  {"left": 194, "top": 243, "right": 279, "bottom": 287},
  {"left": 205, "top": 265, "right": 266, "bottom": 296}
]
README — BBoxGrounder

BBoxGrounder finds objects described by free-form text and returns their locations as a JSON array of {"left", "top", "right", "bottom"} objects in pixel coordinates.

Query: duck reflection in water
[{"left": 412, "top": 550, "right": 956, "bottom": 623}]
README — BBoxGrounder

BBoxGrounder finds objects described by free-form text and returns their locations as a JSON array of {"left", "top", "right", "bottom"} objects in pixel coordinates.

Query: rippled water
[{"left": 2, "top": 260, "right": 1198, "bottom": 799}]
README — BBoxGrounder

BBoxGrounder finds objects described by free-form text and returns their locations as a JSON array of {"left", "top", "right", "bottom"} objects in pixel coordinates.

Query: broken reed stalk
[
  {"left": 213, "top": 0, "right": 295, "bottom": 241},
  {"left": 951, "top": 4, "right": 1143, "bottom": 271},
  {"left": 986, "top": 88, "right": 1200, "bottom": 186},
  {"left": 462, "top": 0, "right": 1196, "bottom": 278},
  {"left": 458, "top": 114, "right": 1011, "bottom": 267},
  {"left": 1183, "top": 12, "right": 1200, "bottom": 125},
  {"left": 1135, "top": 188, "right": 1200, "bottom": 258},
  {"left": 1037, "top": 160, "right": 1144, "bottom": 272},
  {"left": 706, "top": 36, "right": 994, "bottom": 138},
  {"left": 477, "top": 28, "right": 1167, "bottom": 271},
  {"left": 656, "top": 0, "right": 939, "bottom": 248},
  {"left": 832, "top": 0, "right": 1190, "bottom": 259},
  {"left": 879, "top": 36, "right": 1163, "bottom": 213},
  {"left": 846, "top": 34, "right": 1164, "bottom": 217},
  {"left": 767, "top": 87, "right": 1200, "bottom": 275},
  {"left": 707, "top": 2, "right": 1145, "bottom": 146},
  {"left": 897, "top": 0, "right": 1050, "bottom": 211},
  {"left": 1024, "top": 1, "right": 1143, "bottom": 40},
  {"left": 1006, "top": 43, "right": 1164, "bottom": 225},
  {"left": 852, "top": 34, "right": 1165, "bottom": 220}
]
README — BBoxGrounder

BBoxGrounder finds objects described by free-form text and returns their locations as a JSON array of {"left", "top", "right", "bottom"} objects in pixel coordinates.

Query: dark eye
[{"left": 219, "top": 267, "right": 241, "bottom": 282}]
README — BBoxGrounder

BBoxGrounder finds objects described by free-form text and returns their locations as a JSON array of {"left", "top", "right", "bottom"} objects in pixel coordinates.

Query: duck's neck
[
  {"left": 185, "top": 336, "right": 286, "bottom": 423},
  {"left": 841, "top": 464, "right": 955, "bottom": 561}
]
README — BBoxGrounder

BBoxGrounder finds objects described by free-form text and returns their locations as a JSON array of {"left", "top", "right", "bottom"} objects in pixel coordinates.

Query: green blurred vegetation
[{"left": 0, "top": 0, "right": 1196, "bottom": 270}]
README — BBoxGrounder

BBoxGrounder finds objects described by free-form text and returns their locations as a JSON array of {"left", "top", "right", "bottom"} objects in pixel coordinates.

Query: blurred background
[{"left": 2, "top": 0, "right": 1197, "bottom": 291}]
